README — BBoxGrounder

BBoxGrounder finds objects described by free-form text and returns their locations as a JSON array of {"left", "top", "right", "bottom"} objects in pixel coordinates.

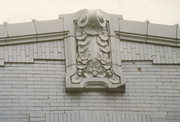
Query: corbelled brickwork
[
  {"left": 120, "top": 41, "right": 180, "bottom": 64},
  {"left": 0, "top": 40, "right": 64, "bottom": 65}
]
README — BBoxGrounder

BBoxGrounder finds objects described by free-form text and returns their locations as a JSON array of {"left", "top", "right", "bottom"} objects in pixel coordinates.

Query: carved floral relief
[
  {"left": 71, "top": 10, "right": 120, "bottom": 84},
  {"left": 64, "top": 9, "right": 125, "bottom": 92}
]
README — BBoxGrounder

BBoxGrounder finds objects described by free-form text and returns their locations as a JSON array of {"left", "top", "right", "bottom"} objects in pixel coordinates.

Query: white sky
[{"left": 0, "top": 0, "right": 179, "bottom": 25}]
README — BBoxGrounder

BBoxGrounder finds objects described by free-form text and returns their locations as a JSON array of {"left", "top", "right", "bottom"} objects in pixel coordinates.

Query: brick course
[{"left": 0, "top": 49, "right": 180, "bottom": 121}]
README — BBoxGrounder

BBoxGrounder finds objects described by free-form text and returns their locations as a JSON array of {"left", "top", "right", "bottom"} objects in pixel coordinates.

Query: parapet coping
[{"left": 0, "top": 9, "right": 179, "bottom": 47}]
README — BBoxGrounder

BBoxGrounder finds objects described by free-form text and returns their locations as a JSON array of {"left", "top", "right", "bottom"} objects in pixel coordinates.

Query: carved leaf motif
[
  {"left": 78, "top": 45, "right": 88, "bottom": 52},
  {"left": 77, "top": 56, "right": 81, "bottom": 62},
  {"left": 100, "top": 60, "right": 107, "bottom": 65},
  {"left": 99, "top": 46, "right": 110, "bottom": 53},
  {"left": 102, "top": 65, "right": 111, "bottom": 70},
  {"left": 81, "top": 54, "right": 88, "bottom": 60},
  {"left": 84, "top": 71, "right": 93, "bottom": 78},
  {"left": 77, "top": 65, "right": 86, "bottom": 69},
  {"left": 101, "top": 57, "right": 111, "bottom": 63},
  {"left": 81, "top": 59, "right": 89, "bottom": 64},
  {"left": 92, "top": 71, "right": 98, "bottom": 76},
  {"left": 78, "top": 39, "right": 89, "bottom": 46},
  {"left": 99, "top": 34, "right": 108, "bottom": 41},
  {"left": 76, "top": 34, "right": 87, "bottom": 40},
  {"left": 71, "top": 74, "right": 83, "bottom": 83},
  {"left": 97, "top": 38, "right": 108, "bottom": 47}
]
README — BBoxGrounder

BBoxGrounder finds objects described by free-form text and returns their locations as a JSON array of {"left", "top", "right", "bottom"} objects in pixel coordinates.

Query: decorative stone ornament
[{"left": 62, "top": 9, "right": 125, "bottom": 92}]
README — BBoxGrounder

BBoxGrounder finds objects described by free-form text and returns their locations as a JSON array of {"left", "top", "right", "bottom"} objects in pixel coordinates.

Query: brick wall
[{"left": 0, "top": 40, "right": 180, "bottom": 122}]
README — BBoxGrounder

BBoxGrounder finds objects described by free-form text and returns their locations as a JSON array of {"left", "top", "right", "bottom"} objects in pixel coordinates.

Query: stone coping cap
[
  {"left": 0, "top": 19, "right": 63, "bottom": 38},
  {"left": 0, "top": 9, "right": 179, "bottom": 40}
]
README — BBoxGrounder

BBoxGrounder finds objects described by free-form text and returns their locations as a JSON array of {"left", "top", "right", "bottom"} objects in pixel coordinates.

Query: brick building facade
[{"left": 0, "top": 9, "right": 180, "bottom": 122}]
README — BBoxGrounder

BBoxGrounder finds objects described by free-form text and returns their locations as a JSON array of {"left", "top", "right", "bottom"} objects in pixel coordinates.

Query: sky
[{"left": 0, "top": 0, "right": 179, "bottom": 25}]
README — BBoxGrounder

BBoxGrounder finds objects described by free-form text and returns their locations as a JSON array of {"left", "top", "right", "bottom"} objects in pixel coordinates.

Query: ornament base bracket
[{"left": 65, "top": 82, "right": 125, "bottom": 93}]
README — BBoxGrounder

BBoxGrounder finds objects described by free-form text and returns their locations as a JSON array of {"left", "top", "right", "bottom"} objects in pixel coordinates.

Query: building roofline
[{"left": 0, "top": 9, "right": 179, "bottom": 47}]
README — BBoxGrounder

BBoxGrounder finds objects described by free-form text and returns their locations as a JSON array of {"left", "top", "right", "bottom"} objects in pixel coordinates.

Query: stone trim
[
  {"left": 0, "top": 32, "right": 67, "bottom": 46},
  {"left": 117, "top": 32, "right": 180, "bottom": 47}
]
